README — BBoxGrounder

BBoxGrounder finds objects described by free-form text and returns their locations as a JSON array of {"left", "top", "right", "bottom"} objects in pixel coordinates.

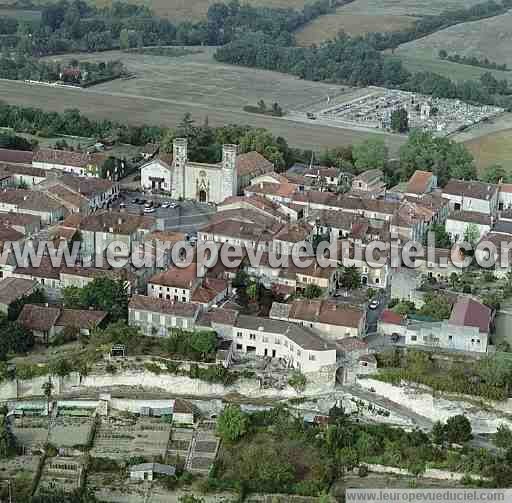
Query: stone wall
[{"left": 362, "top": 463, "right": 489, "bottom": 481}]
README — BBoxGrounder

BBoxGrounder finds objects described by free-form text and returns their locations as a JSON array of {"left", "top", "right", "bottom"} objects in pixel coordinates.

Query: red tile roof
[
  {"left": 449, "top": 297, "right": 492, "bottom": 334},
  {"left": 379, "top": 309, "right": 404, "bottom": 326},
  {"left": 18, "top": 304, "right": 60, "bottom": 332},
  {"left": 236, "top": 151, "right": 273, "bottom": 177},
  {"left": 149, "top": 263, "right": 198, "bottom": 289},
  {"left": 406, "top": 170, "right": 434, "bottom": 195}
]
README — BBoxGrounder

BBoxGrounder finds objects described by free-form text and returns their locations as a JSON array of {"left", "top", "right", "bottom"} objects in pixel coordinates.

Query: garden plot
[
  {"left": 0, "top": 455, "right": 40, "bottom": 499},
  {"left": 186, "top": 427, "right": 219, "bottom": 474},
  {"left": 166, "top": 427, "right": 194, "bottom": 464},
  {"left": 48, "top": 417, "right": 95, "bottom": 448},
  {"left": 37, "top": 456, "right": 84, "bottom": 494},
  {"left": 11, "top": 418, "right": 48, "bottom": 452},
  {"left": 91, "top": 417, "right": 171, "bottom": 460}
]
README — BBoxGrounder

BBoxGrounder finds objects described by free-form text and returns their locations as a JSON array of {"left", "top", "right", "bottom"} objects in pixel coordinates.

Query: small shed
[
  {"left": 129, "top": 463, "right": 175, "bottom": 481},
  {"left": 173, "top": 399, "right": 195, "bottom": 424}
]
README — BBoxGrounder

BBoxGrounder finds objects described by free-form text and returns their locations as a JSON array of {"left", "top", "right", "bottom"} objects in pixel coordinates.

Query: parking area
[{"left": 115, "top": 191, "right": 216, "bottom": 234}]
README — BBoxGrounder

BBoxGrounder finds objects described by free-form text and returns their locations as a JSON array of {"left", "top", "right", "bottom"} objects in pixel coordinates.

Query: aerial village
[{"left": 0, "top": 132, "right": 510, "bottom": 500}]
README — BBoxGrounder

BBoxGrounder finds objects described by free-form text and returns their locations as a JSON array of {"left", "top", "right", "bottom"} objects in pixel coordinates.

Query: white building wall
[
  {"left": 445, "top": 219, "right": 491, "bottom": 242},
  {"left": 233, "top": 326, "right": 336, "bottom": 373},
  {"left": 141, "top": 161, "right": 172, "bottom": 192},
  {"left": 148, "top": 282, "right": 192, "bottom": 303}
]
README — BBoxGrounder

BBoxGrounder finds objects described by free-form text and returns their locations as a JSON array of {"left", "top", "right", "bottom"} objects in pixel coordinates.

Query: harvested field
[
  {"left": 395, "top": 11, "right": 512, "bottom": 70},
  {"left": 331, "top": 0, "right": 489, "bottom": 17},
  {"left": 296, "top": 13, "right": 416, "bottom": 44},
  {"left": 4, "top": 49, "right": 406, "bottom": 153},
  {"left": 93, "top": 0, "right": 307, "bottom": 20},
  {"left": 464, "top": 129, "right": 512, "bottom": 173}
]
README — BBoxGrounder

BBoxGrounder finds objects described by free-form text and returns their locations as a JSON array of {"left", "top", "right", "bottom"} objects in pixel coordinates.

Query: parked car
[
  {"left": 144, "top": 207, "right": 156, "bottom": 214},
  {"left": 369, "top": 300, "right": 379, "bottom": 310},
  {"left": 144, "top": 201, "right": 153, "bottom": 208},
  {"left": 162, "top": 201, "right": 171, "bottom": 209},
  {"left": 119, "top": 202, "right": 126, "bottom": 209},
  {"left": 131, "top": 198, "right": 139, "bottom": 204}
]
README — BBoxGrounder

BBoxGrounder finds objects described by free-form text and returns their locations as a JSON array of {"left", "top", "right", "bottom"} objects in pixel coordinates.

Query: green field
[
  {"left": 0, "top": 7, "right": 41, "bottom": 21},
  {"left": 464, "top": 128, "right": 512, "bottom": 173},
  {"left": 2, "top": 49, "right": 407, "bottom": 153},
  {"left": 393, "top": 54, "right": 512, "bottom": 83},
  {"left": 395, "top": 11, "right": 512, "bottom": 75}
]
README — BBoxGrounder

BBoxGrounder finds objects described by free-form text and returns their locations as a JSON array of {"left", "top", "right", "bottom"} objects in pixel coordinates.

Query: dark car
[{"left": 132, "top": 198, "right": 139, "bottom": 204}]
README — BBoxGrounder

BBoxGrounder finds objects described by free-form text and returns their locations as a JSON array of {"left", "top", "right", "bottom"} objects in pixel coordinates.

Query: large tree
[
  {"left": 63, "top": 278, "right": 128, "bottom": 322},
  {"left": 481, "top": 163, "right": 509, "bottom": 184},
  {"left": 352, "top": 138, "right": 388, "bottom": 173},
  {"left": 444, "top": 415, "right": 472, "bottom": 444},
  {"left": 390, "top": 107, "right": 409, "bottom": 133},
  {"left": 217, "top": 404, "right": 249, "bottom": 442},
  {"left": 399, "top": 130, "right": 476, "bottom": 185}
]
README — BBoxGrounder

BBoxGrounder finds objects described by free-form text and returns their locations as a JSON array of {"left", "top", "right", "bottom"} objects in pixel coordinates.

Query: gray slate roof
[{"left": 235, "top": 314, "right": 335, "bottom": 352}]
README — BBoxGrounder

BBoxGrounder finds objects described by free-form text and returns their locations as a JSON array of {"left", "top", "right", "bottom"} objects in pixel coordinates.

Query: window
[
  {"left": 411, "top": 335, "right": 417, "bottom": 341},
  {"left": 249, "top": 334, "right": 256, "bottom": 341},
  {"left": 275, "top": 338, "right": 281, "bottom": 345},
  {"left": 309, "top": 354, "right": 316, "bottom": 361},
  {"left": 297, "top": 350, "right": 301, "bottom": 357},
  {"left": 448, "top": 336, "right": 453, "bottom": 341},
  {"left": 237, "top": 331, "right": 243, "bottom": 338}
]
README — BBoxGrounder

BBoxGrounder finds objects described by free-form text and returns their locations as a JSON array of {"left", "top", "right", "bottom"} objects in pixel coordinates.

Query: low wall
[{"left": 362, "top": 463, "right": 488, "bottom": 481}]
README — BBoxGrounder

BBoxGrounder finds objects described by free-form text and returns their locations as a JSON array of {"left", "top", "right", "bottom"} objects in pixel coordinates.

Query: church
[
  {"left": 140, "top": 138, "right": 238, "bottom": 204},
  {"left": 140, "top": 138, "right": 275, "bottom": 204}
]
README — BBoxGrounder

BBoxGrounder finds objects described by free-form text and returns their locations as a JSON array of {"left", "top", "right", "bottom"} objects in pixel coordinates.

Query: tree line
[
  {"left": 0, "top": 0, "right": 343, "bottom": 55},
  {"left": 0, "top": 54, "right": 126, "bottom": 85},
  {"left": 0, "top": 102, "right": 301, "bottom": 170},
  {"left": 439, "top": 50, "right": 508, "bottom": 71},
  {"left": 215, "top": 31, "right": 512, "bottom": 108}
]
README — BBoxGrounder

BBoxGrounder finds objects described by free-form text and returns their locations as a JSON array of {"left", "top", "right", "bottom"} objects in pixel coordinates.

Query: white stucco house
[
  {"left": 405, "top": 297, "right": 492, "bottom": 353},
  {"left": 232, "top": 314, "right": 337, "bottom": 373},
  {"left": 442, "top": 179, "right": 498, "bottom": 215},
  {"left": 445, "top": 211, "right": 493, "bottom": 243}
]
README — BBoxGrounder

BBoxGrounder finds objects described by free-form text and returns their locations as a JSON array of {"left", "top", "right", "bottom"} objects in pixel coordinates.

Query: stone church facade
[{"left": 141, "top": 138, "right": 238, "bottom": 204}]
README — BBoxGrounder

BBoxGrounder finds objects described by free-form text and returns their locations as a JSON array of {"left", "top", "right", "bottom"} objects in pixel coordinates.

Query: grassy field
[
  {"left": 1, "top": 49, "right": 407, "bottom": 153},
  {"left": 464, "top": 129, "right": 512, "bottom": 173},
  {"left": 294, "top": 0, "right": 487, "bottom": 46},
  {"left": 330, "top": 0, "right": 487, "bottom": 16},
  {"left": 393, "top": 54, "right": 512, "bottom": 83},
  {"left": 0, "top": 7, "right": 41, "bottom": 21},
  {"left": 395, "top": 11, "right": 512, "bottom": 72},
  {"left": 295, "top": 13, "right": 416, "bottom": 44}
]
